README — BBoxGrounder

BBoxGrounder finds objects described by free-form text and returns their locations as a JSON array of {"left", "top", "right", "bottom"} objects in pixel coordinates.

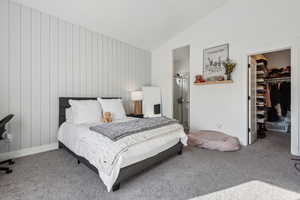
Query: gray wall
[{"left": 0, "top": 0, "right": 151, "bottom": 153}]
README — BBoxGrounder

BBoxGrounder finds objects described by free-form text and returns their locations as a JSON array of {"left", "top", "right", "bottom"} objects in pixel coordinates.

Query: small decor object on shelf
[
  {"left": 222, "top": 58, "right": 236, "bottom": 80},
  {"left": 194, "top": 75, "right": 206, "bottom": 83}
]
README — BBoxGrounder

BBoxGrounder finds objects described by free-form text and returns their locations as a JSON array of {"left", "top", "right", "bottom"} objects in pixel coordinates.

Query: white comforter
[{"left": 57, "top": 118, "right": 187, "bottom": 191}]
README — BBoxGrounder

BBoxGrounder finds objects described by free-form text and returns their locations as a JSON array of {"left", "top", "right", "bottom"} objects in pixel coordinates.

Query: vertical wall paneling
[
  {"left": 72, "top": 25, "right": 80, "bottom": 97},
  {"left": 79, "top": 28, "right": 86, "bottom": 96},
  {"left": 107, "top": 36, "right": 112, "bottom": 97},
  {"left": 119, "top": 42, "right": 124, "bottom": 105},
  {"left": 116, "top": 40, "right": 121, "bottom": 99},
  {"left": 1, "top": 1, "right": 151, "bottom": 154},
  {"left": 97, "top": 35, "right": 103, "bottom": 96},
  {"left": 0, "top": 0, "right": 9, "bottom": 153},
  {"left": 135, "top": 48, "right": 139, "bottom": 89},
  {"left": 116, "top": 40, "right": 121, "bottom": 97},
  {"left": 121, "top": 43, "right": 129, "bottom": 112},
  {"left": 128, "top": 46, "right": 132, "bottom": 112},
  {"left": 105, "top": 37, "right": 110, "bottom": 96},
  {"left": 58, "top": 20, "right": 66, "bottom": 97},
  {"left": 21, "top": 6, "right": 32, "bottom": 149},
  {"left": 31, "top": 9, "right": 41, "bottom": 147},
  {"left": 109, "top": 38, "right": 114, "bottom": 96},
  {"left": 66, "top": 23, "right": 73, "bottom": 97},
  {"left": 111, "top": 39, "right": 116, "bottom": 97},
  {"left": 129, "top": 46, "right": 134, "bottom": 99},
  {"left": 125, "top": 44, "right": 130, "bottom": 112},
  {"left": 9, "top": 3, "right": 21, "bottom": 151},
  {"left": 105, "top": 38, "right": 111, "bottom": 96},
  {"left": 41, "top": 13, "right": 50, "bottom": 145},
  {"left": 91, "top": 32, "right": 98, "bottom": 97},
  {"left": 144, "top": 51, "right": 149, "bottom": 84},
  {"left": 139, "top": 50, "right": 144, "bottom": 85},
  {"left": 86, "top": 31, "right": 92, "bottom": 96},
  {"left": 133, "top": 48, "right": 138, "bottom": 90},
  {"left": 135, "top": 48, "right": 140, "bottom": 88},
  {"left": 117, "top": 41, "right": 122, "bottom": 98},
  {"left": 49, "top": 17, "right": 59, "bottom": 143},
  {"left": 102, "top": 36, "right": 108, "bottom": 96}
]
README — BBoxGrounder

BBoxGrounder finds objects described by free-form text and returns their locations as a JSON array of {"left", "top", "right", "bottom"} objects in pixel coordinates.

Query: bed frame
[{"left": 58, "top": 97, "right": 183, "bottom": 192}]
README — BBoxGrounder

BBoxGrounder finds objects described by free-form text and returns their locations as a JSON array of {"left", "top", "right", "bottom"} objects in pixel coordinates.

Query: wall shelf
[{"left": 194, "top": 80, "right": 233, "bottom": 85}]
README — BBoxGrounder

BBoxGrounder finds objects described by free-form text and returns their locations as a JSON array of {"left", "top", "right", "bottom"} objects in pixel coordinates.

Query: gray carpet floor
[{"left": 1, "top": 132, "right": 300, "bottom": 200}]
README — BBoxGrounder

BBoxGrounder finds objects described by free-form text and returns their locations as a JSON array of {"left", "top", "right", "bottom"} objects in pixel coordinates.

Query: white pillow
[
  {"left": 69, "top": 100, "right": 102, "bottom": 124},
  {"left": 65, "top": 108, "right": 73, "bottom": 123},
  {"left": 97, "top": 98, "right": 126, "bottom": 120}
]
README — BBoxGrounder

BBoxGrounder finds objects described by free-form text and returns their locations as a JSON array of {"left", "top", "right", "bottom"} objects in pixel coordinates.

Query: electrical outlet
[
  {"left": 216, "top": 123, "right": 223, "bottom": 129},
  {"left": 6, "top": 133, "right": 13, "bottom": 142}
]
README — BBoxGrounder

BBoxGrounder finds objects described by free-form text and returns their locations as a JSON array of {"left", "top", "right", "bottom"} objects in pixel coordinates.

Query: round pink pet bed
[{"left": 188, "top": 130, "right": 240, "bottom": 152}]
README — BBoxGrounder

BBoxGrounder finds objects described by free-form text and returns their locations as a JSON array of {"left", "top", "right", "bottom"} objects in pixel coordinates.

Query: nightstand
[{"left": 127, "top": 113, "right": 144, "bottom": 118}]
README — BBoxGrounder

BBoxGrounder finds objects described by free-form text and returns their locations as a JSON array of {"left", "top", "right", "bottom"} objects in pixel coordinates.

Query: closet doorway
[
  {"left": 172, "top": 45, "right": 190, "bottom": 132},
  {"left": 248, "top": 49, "right": 291, "bottom": 149}
]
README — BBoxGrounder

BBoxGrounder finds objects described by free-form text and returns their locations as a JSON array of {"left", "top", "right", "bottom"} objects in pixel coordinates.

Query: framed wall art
[{"left": 203, "top": 44, "right": 229, "bottom": 80}]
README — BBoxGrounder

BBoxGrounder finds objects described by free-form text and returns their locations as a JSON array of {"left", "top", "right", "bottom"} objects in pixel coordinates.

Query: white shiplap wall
[{"left": 0, "top": 0, "right": 151, "bottom": 153}]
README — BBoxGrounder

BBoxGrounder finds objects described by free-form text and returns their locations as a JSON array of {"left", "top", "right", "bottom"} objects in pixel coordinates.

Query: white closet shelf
[{"left": 257, "top": 71, "right": 265, "bottom": 74}]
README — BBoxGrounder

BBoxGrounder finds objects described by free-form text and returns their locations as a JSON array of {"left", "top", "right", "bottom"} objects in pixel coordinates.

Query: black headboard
[{"left": 59, "top": 97, "right": 121, "bottom": 126}]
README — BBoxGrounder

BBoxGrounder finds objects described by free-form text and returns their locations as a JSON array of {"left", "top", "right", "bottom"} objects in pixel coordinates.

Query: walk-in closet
[{"left": 248, "top": 49, "right": 291, "bottom": 147}]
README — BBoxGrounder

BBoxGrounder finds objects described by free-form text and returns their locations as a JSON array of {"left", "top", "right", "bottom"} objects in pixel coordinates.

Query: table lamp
[{"left": 131, "top": 91, "right": 143, "bottom": 114}]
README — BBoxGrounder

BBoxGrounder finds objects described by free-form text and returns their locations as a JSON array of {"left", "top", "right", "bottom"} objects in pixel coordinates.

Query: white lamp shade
[{"left": 131, "top": 91, "right": 143, "bottom": 101}]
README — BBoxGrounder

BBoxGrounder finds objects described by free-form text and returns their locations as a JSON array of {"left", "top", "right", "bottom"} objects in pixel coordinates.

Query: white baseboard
[{"left": 0, "top": 142, "right": 58, "bottom": 161}]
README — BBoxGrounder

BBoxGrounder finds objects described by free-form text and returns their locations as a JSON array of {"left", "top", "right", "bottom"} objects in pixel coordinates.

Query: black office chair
[
  {"left": 0, "top": 114, "right": 15, "bottom": 174},
  {"left": 292, "top": 157, "right": 300, "bottom": 173}
]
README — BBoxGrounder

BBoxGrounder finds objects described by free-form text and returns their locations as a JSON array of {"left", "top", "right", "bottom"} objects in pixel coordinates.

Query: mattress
[
  {"left": 57, "top": 118, "right": 182, "bottom": 168},
  {"left": 57, "top": 117, "right": 187, "bottom": 191}
]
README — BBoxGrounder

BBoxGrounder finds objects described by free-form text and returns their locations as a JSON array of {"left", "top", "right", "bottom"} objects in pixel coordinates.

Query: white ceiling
[{"left": 13, "top": 0, "right": 228, "bottom": 50}]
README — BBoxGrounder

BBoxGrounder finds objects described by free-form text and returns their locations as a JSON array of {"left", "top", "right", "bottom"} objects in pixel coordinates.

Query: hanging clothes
[
  {"left": 268, "top": 83, "right": 281, "bottom": 122},
  {"left": 267, "top": 107, "right": 279, "bottom": 122},
  {"left": 280, "top": 82, "right": 291, "bottom": 116},
  {"left": 265, "top": 84, "right": 272, "bottom": 108},
  {"left": 270, "top": 83, "right": 281, "bottom": 106},
  {"left": 275, "top": 104, "right": 282, "bottom": 117},
  {"left": 267, "top": 81, "right": 291, "bottom": 121}
]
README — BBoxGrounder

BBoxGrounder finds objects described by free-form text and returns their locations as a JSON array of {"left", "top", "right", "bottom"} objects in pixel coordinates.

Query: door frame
[
  {"left": 248, "top": 56, "right": 258, "bottom": 144},
  {"left": 171, "top": 45, "right": 191, "bottom": 131},
  {"left": 246, "top": 45, "right": 299, "bottom": 155}
]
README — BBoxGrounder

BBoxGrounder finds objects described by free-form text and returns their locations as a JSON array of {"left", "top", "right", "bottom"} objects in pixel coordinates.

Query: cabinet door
[{"left": 248, "top": 57, "right": 257, "bottom": 144}]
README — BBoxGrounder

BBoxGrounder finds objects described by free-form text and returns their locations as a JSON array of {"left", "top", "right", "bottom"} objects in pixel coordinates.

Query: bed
[{"left": 57, "top": 97, "right": 187, "bottom": 192}]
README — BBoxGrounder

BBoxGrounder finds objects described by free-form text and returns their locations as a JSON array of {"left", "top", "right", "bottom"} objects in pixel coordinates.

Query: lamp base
[{"left": 133, "top": 101, "right": 142, "bottom": 115}]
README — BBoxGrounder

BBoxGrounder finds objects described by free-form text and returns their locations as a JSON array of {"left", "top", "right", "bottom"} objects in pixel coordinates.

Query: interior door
[{"left": 248, "top": 56, "right": 257, "bottom": 144}]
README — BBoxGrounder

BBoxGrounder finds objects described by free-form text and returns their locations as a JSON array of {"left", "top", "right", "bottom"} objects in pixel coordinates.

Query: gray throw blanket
[{"left": 90, "top": 117, "right": 178, "bottom": 141}]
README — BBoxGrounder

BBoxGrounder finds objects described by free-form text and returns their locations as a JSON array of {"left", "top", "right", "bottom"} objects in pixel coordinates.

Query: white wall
[
  {"left": 0, "top": 0, "right": 151, "bottom": 154},
  {"left": 264, "top": 49, "right": 291, "bottom": 69},
  {"left": 152, "top": 0, "right": 300, "bottom": 155}
]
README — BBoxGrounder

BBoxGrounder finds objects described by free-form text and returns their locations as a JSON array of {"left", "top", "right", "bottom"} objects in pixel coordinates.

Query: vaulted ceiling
[{"left": 13, "top": 0, "right": 228, "bottom": 50}]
